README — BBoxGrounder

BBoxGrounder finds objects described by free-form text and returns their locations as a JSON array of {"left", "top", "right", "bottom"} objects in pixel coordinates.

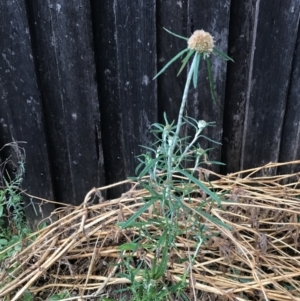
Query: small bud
[
  {"left": 197, "top": 120, "right": 207, "bottom": 131},
  {"left": 188, "top": 30, "right": 214, "bottom": 54}
]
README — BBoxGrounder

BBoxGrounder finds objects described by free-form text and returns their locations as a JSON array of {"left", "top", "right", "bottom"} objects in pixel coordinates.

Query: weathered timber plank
[
  {"left": 187, "top": 0, "right": 231, "bottom": 172},
  {"left": 156, "top": 0, "right": 187, "bottom": 125},
  {"left": 26, "top": 1, "right": 105, "bottom": 205},
  {"left": 221, "top": 0, "right": 256, "bottom": 174},
  {"left": 279, "top": 25, "right": 300, "bottom": 174},
  {"left": 114, "top": 0, "right": 157, "bottom": 178},
  {"left": 0, "top": 0, "right": 55, "bottom": 229},
  {"left": 91, "top": 0, "right": 127, "bottom": 199},
  {"left": 239, "top": 0, "right": 300, "bottom": 175}
]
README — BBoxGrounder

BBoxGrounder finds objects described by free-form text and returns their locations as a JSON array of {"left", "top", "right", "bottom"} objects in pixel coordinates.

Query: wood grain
[
  {"left": 239, "top": 0, "right": 300, "bottom": 174},
  {"left": 26, "top": 0, "right": 106, "bottom": 204},
  {"left": 0, "top": 0, "right": 55, "bottom": 228},
  {"left": 222, "top": 0, "right": 256, "bottom": 174},
  {"left": 156, "top": 0, "right": 187, "bottom": 125},
  {"left": 187, "top": 0, "right": 231, "bottom": 172},
  {"left": 279, "top": 23, "right": 300, "bottom": 174}
]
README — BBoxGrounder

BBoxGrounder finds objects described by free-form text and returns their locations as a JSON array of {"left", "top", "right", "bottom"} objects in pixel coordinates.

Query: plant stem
[{"left": 167, "top": 54, "right": 198, "bottom": 182}]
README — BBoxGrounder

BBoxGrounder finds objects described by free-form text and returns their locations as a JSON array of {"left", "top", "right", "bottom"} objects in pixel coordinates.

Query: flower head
[
  {"left": 188, "top": 30, "right": 214, "bottom": 54},
  {"left": 197, "top": 120, "right": 207, "bottom": 132}
]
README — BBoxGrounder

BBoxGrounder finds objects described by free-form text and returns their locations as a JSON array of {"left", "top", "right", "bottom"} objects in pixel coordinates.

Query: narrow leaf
[
  {"left": 192, "top": 53, "right": 201, "bottom": 88},
  {"left": 153, "top": 48, "right": 189, "bottom": 80},
  {"left": 176, "top": 168, "right": 221, "bottom": 204},
  {"left": 163, "top": 27, "right": 188, "bottom": 41},
  {"left": 177, "top": 49, "right": 195, "bottom": 76},
  {"left": 138, "top": 145, "right": 156, "bottom": 153},
  {"left": 198, "top": 135, "right": 222, "bottom": 144},
  {"left": 117, "top": 242, "right": 138, "bottom": 251},
  {"left": 136, "top": 158, "right": 158, "bottom": 178},
  {"left": 151, "top": 123, "right": 165, "bottom": 131},
  {"left": 120, "top": 198, "right": 156, "bottom": 229},
  {"left": 142, "top": 182, "right": 163, "bottom": 198},
  {"left": 212, "top": 47, "right": 234, "bottom": 62},
  {"left": 206, "top": 58, "right": 217, "bottom": 103},
  {"left": 153, "top": 246, "right": 168, "bottom": 279},
  {"left": 207, "top": 160, "right": 226, "bottom": 165},
  {"left": 198, "top": 207, "right": 231, "bottom": 229}
]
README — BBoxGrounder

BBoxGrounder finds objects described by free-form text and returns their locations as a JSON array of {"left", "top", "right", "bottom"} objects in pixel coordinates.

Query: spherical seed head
[{"left": 188, "top": 30, "right": 214, "bottom": 54}]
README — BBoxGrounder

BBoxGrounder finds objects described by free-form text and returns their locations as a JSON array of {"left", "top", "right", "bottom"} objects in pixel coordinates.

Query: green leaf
[
  {"left": 118, "top": 242, "right": 139, "bottom": 251},
  {"left": 207, "top": 160, "right": 226, "bottom": 165},
  {"left": 0, "top": 205, "right": 3, "bottom": 217},
  {"left": 0, "top": 238, "right": 8, "bottom": 247},
  {"left": 163, "top": 27, "right": 188, "bottom": 41},
  {"left": 151, "top": 123, "right": 165, "bottom": 131},
  {"left": 142, "top": 183, "right": 162, "bottom": 198},
  {"left": 197, "top": 207, "right": 231, "bottom": 229},
  {"left": 177, "top": 49, "right": 195, "bottom": 76},
  {"left": 212, "top": 47, "right": 234, "bottom": 62},
  {"left": 135, "top": 156, "right": 157, "bottom": 177},
  {"left": 206, "top": 58, "right": 217, "bottom": 103},
  {"left": 153, "top": 48, "right": 189, "bottom": 80},
  {"left": 153, "top": 245, "right": 168, "bottom": 279},
  {"left": 178, "top": 291, "right": 190, "bottom": 301},
  {"left": 48, "top": 291, "right": 69, "bottom": 301},
  {"left": 48, "top": 296, "right": 62, "bottom": 301},
  {"left": 198, "top": 135, "right": 222, "bottom": 145},
  {"left": 175, "top": 168, "right": 221, "bottom": 204},
  {"left": 22, "top": 290, "right": 34, "bottom": 301},
  {"left": 117, "top": 242, "right": 154, "bottom": 252},
  {"left": 192, "top": 53, "right": 201, "bottom": 88},
  {"left": 119, "top": 198, "right": 157, "bottom": 229}
]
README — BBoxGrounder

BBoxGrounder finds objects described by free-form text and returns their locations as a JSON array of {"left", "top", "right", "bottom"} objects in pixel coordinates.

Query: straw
[{"left": 0, "top": 161, "right": 300, "bottom": 300}]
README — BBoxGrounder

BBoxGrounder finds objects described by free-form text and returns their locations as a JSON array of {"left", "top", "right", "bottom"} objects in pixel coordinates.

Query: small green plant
[
  {"left": 48, "top": 290, "right": 71, "bottom": 300},
  {"left": 0, "top": 143, "right": 32, "bottom": 262},
  {"left": 118, "top": 28, "right": 233, "bottom": 300},
  {"left": 117, "top": 243, "right": 189, "bottom": 300}
]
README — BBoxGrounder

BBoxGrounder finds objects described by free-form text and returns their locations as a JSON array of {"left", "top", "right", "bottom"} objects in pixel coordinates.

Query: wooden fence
[{"left": 1, "top": 0, "right": 300, "bottom": 228}]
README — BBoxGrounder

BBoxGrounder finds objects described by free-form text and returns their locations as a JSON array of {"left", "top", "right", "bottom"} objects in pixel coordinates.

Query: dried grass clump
[{"left": 1, "top": 161, "right": 300, "bottom": 301}]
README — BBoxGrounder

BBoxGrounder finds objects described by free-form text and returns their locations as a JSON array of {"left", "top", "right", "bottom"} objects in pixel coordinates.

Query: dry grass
[{"left": 1, "top": 161, "right": 300, "bottom": 301}]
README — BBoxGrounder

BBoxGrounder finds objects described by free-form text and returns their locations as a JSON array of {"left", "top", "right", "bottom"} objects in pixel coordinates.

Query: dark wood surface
[
  {"left": 1, "top": 0, "right": 300, "bottom": 226},
  {"left": 0, "top": 0, "right": 55, "bottom": 228},
  {"left": 112, "top": 0, "right": 157, "bottom": 177},
  {"left": 239, "top": 0, "right": 300, "bottom": 175},
  {"left": 156, "top": 0, "right": 187, "bottom": 125},
  {"left": 187, "top": 0, "right": 231, "bottom": 172},
  {"left": 222, "top": 0, "right": 256, "bottom": 174},
  {"left": 26, "top": 0, "right": 106, "bottom": 205},
  {"left": 91, "top": 0, "right": 126, "bottom": 199},
  {"left": 93, "top": 0, "right": 157, "bottom": 198},
  {"left": 279, "top": 23, "right": 300, "bottom": 175}
]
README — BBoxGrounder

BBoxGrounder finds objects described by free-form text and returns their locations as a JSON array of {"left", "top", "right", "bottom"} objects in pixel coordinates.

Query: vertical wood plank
[
  {"left": 279, "top": 27, "right": 300, "bottom": 174},
  {"left": 91, "top": 0, "right": 126, "bottom": 198},
  {"left": 26, "top": 0, "right": 106, "bottom": 205},
  {"left": 156, "top": 0, "right": 187, "bottom": 125},
  {"left": 93, "top": 0, "right": 157, "bottom": 195},
  {"left": 114, "top": 0, "right": 157, "bottom": 177},
  {"left": 0, "top": 0, "right": 55, "bottom": 228},
  {"left": 187, "top": 0, "right": 231, "bottom": 172},
  {"left": 239, "top": 0, "right": 300, "bottom": 174},
  {"left": 221, "top": 0, "right": 256, "bottom": 174}
]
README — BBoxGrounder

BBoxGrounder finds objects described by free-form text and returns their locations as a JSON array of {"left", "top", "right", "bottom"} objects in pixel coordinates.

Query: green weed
[
  {"left": 117, "top": 28, "right": 233, "bottom": 300},
  {"left": 0, "top": 143, "right": 32, "bottom": 267}
]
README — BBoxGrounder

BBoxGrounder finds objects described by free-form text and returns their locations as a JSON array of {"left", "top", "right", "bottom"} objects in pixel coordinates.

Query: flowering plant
[
  {"left": 154, "top": 28, "right": 233, "bottom": 101},
  {"left": 123, "top": 28, "right": 233, "bottom": 226},
  {"left": 120, "top": 28, "right": 233, "bottom": 300}
]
